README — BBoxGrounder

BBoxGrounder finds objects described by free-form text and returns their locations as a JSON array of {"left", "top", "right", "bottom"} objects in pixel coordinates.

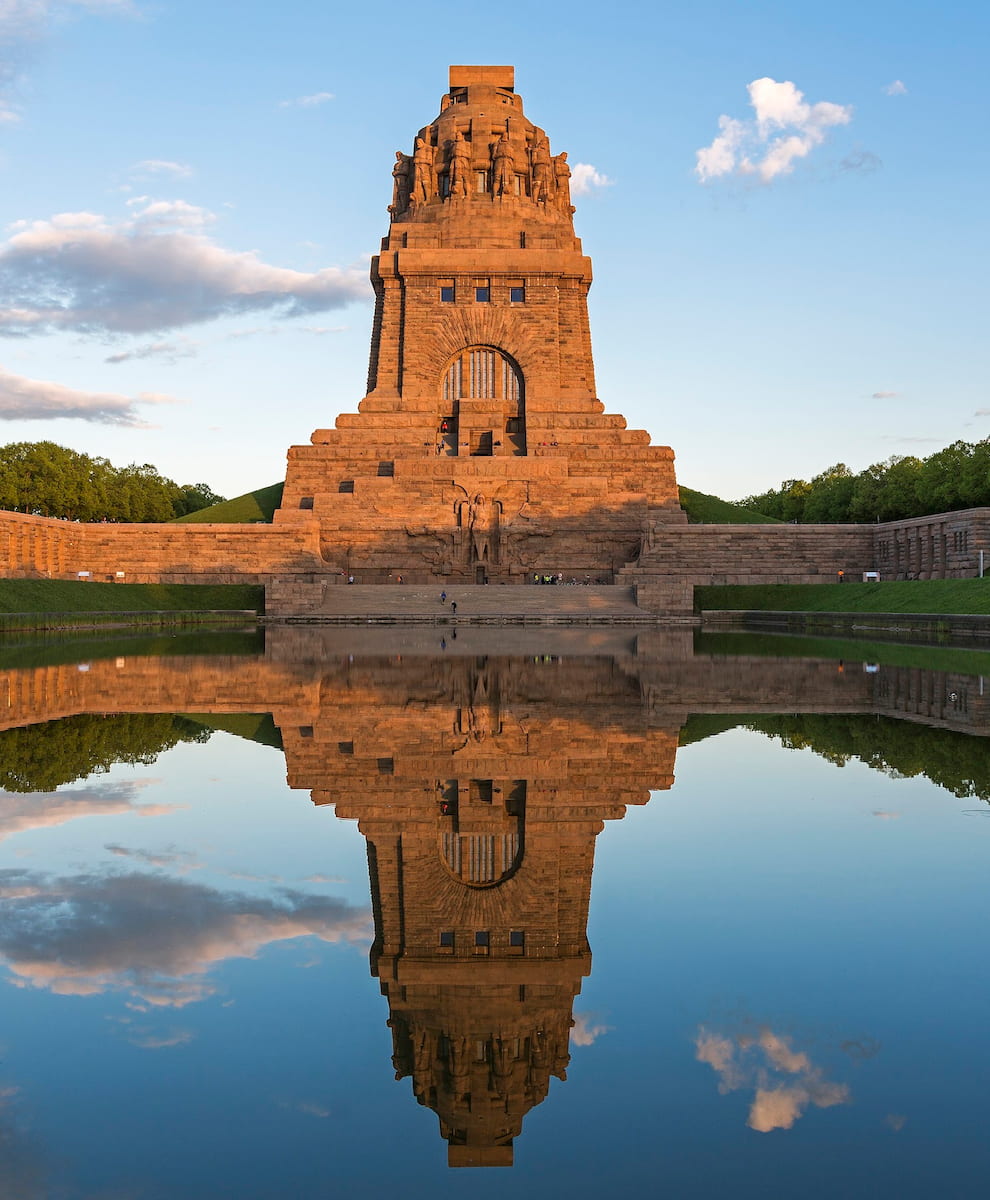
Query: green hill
[
  {"left": 678, "top": 486, "right": 780, "bottom": 524},
  {"left": 176, "top": 481, "right": 775, "bottom": 527},
  {"left": 173, "top": 482, "right": 284, "bottom": 524}
]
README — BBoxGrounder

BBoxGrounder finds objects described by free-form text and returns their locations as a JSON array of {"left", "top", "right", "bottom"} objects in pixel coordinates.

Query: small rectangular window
[
  {"left": 474, "top": 931, "right": 490, "bottom": 947},
  {"left": 337, "top": 741, "right": 354, "bottom": 755},
  {"left": 509, "top": 930, "right": 525, "bottom": 947},
  {"left": 475, "top": 279, "right": 490, "bottom": 303},
  {"left": 476, "top": 171, "right": 488, "bottom": 193},
  {"left": 299, "top": 726, "right": 314, "bottom": 739},
  {"left": 509, "top": 286, "right": 525, "bottom": 303},
  {"left": 439, "top": 931, "right": 455, "bottom": 948},
  {"left": 377, "top": 757, "right": 394, "bottom": 775},
  {"left": 298, "top": 496, "right": 314, "bottom": 510},
  {"left": 440, "top": 285, "right": 455, "bottom": 302}
]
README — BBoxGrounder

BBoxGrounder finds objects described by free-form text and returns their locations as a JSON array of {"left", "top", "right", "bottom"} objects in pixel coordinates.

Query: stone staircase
[{"left": 266, "top": 582, "right": 669, "bottom": 625}]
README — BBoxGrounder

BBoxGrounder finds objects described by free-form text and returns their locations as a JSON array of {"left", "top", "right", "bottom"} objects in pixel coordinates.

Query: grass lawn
[
  {"left": 173, "top": 483, "right": 284, "bottom": 524},
  {"left": 678, "top": 486, "right": 779, "bottom": 524},
  {"left": 696, "top": 578, "right": 990, "bottom": 615},
  {"left": 0, "top": 579, "right": 264, "bottom": 614}
]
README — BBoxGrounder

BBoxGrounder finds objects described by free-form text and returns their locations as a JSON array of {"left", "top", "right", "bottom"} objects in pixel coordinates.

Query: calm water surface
[{"left": 0, "top": 627, "right": 987, "bottom": 1198}]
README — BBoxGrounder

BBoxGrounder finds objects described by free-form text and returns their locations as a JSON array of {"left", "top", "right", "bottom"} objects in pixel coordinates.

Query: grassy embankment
[
  {"left": 696, "top": 578, "right": 990, "bottom": 616},
  {"left": 678, "top": 486, "right": 780, "bottom": 525},
  {"left": 173, "top": 482, "right": 284, "bottom": 523},
  {"left": 0, "top": 579, "right": 263, "bottom": 633}
]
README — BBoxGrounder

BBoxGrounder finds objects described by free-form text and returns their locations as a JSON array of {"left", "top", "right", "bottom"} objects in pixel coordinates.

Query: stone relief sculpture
[
  {"left": 412, "top": 136, "right": 435, "bottom": 205},
  {"left": 390, "top": 151, "right": 412, "bottom": 214},
  {"left": 492, "top": 131, "right": 515, "bottom": 196},
  {"left": 530, "top": 137, "right": 552, "bottom": 204},
  {"left": 553, "top": 151, "right": 572, "bottom": 210},
  {"left": 447, "top": 130, "right": 470, "bottom": 199},
  {"left": 462, "top": 493, "right": 501, "bottom": 564}
]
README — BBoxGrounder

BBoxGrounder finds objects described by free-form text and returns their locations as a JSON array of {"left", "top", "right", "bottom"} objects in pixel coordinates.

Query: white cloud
[
  {"left": 105, "top": 337, "right": 198, "bottom": 364},
  {"left": 279, "top": 91, "right": 334, "bottom": 109},
  {"left": 695, "top": 1022, "right": 852, "bottom": 1132},
  {"left": 0, "top": 868, "right": 372, "bottom": 1006},
  {"left": 129, "top": 159, "right": 193, "bottom": 179},
  {"left": 0, "top": 1, "right": 136, "bottom": 124},
  {"left": 571, "top": 1011, "right": 612, "bottom": 1047},
  {"left": 872, "top": 391, "right": 899, "bottom": 399},
  {"left": 0, "top": 205, "right": 368, "bottom": 336},
  {"left": 696, "top": 78, "right": 853, "bottom": 184},
  {"left": 0, "top": 364, "right": 173, "bottom": 425},
  {"left": 884, "top": 80, "right": 908, "bottom": 96},
  {"left": 0, "top": 781, "right": 172, "bottom": 840},
  {"left": 126, "top": 1026, "right": 194, "bottom": 1050},
  {"left": 570, "top": 163, "right": 614, "bottom": 195}
]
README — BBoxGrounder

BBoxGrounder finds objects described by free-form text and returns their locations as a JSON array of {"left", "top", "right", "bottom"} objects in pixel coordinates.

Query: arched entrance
[{"left": 439, "top": 346, "right": 525, "bottom": 456}]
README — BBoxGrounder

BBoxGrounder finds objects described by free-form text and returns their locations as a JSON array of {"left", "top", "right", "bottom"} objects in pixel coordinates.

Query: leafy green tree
[
  {"left": 0, "top": 713, "right": 211, "bottom": 792},
  {"left": 0, "top": 441, "right": 225, "bottom": 522}
]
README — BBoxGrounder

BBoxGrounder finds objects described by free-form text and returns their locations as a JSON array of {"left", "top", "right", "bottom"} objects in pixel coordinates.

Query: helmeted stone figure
[
  {"left": 492, "top": 130, "right": 515, "bottom": 196},
  {"left": 448, "top": 130, "right": 470, "bottom": 199},
  {"left": 390, "top": 151, "right": 412, "bottom": 213},
  {"left": 412, "top": 136, "right": 435, "bottom": 204},
  {"left": 553, "top": 151, "right": 572, "bottom": 210},
  {"left": 530, "top": 136, "right": 552, "bottom": 203}
]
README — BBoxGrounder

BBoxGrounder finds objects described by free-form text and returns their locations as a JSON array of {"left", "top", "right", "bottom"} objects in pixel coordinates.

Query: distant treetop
[
  {"left": 742, "top": 438, "right": 990, "bottom": 523},
  {"left": 0, "top": 441, "right": 225, "bottom": 522}
]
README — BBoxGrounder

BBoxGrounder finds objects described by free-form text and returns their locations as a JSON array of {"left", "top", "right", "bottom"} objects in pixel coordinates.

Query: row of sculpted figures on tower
[{"left": 391, "top": 128, "right": 572, "bottom": 215}]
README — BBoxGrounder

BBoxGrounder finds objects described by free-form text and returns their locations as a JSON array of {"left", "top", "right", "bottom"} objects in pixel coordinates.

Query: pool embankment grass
[
  {"left": 0, "top": 579, "right": 264, "bottom": 633},
  {"left": 696, "top": 578, "right": 990, "bottom": 615}
]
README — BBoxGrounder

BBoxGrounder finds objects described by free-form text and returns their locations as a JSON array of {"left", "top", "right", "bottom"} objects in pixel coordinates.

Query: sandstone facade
[
  {"left": 1, "top": 67, "right": 989, "bottom": 614},
  {"left": 272, "top": 65, "right": 683, "bottom": 587}
]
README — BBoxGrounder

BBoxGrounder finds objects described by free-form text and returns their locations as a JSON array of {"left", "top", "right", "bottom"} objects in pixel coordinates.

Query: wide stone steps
[{"left": 268, "top": 584, "right": 662, "bottom": 624}]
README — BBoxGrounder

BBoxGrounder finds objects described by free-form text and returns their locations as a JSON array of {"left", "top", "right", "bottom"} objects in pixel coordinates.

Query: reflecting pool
[{"left": 0, "top": 626, "right": 987, "bottom": 1198}]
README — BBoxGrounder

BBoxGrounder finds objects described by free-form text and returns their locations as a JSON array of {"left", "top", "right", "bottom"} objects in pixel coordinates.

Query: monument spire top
[{"left": 448, "top": 64, "right": 514, "bottom": 90}]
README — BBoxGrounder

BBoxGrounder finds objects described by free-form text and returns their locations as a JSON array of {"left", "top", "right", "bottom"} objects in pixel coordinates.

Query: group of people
[{"left": 532, "top": 573, "right": 605, "bottom": 585}]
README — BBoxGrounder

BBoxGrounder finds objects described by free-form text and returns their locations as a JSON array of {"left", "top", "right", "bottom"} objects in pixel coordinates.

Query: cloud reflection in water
[
  {"left": 0, "top": 868, "right": 372, "bottom": 1007},
  {"left": 695, "top": 1024, "right": 851, "bottom": 1132}
]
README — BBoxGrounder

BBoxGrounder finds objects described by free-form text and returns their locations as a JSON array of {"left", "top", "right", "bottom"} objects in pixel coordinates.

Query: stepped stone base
[{"left": 264, "top": 581, "right": 686, "bottom": 624}]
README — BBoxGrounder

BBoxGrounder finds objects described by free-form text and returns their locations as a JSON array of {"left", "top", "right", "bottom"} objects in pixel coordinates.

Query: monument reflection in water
[{"left": 2, "top": 626, "right": 988, "bottom": 1179}]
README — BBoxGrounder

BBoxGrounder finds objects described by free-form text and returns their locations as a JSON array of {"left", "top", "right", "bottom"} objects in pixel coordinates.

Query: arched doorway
[{"left": 439, "top": 346, "right": 525, "bottom": 456}]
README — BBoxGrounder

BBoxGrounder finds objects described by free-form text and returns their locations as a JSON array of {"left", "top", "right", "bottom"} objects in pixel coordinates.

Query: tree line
[
  {"left": 747, "top": 713, "right": 990, "bottom": 802},
  {"left": 0, "top": 441, "right": 225, "bottom": 522},
  {"left": 0, "top": 713, "right": 211, "bottom": 792},
  {"left": 741, "top": 437, "right": 990, "bottom": 523}
]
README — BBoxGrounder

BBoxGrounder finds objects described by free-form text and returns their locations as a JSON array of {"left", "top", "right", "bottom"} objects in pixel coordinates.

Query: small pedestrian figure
[
  {"left": 397, "top": 574, "right": 404, "bottom": 584},
  {"left": 440, "top": 590, "right": 447, "bottom": 604},
  {"left": 440, "top": 637, "right": 447, "bottom": 650},
  {"left": 347, "top": 574, "right": 355, "bottom": 585},
  {"left": 450, "top": 601, "right": 457, "bottom": 616}
]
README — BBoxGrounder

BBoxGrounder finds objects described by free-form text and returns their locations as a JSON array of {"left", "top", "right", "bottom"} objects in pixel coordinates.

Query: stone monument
[{"left": 273, "top": 65, "right": 685, "bottom": 586}]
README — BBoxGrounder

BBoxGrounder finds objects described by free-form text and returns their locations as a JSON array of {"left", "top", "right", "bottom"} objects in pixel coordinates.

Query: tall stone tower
[{"left": 274, "top": 66, "right": 684, "bottom": 584}]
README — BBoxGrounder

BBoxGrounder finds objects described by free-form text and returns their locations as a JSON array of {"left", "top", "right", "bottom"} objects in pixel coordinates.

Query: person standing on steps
[
  {"left": 440, "top": 591, "right": 447, "bottom": 604},
  {"left": 450, "top": 601, "right": 457, "bottom": 616}
]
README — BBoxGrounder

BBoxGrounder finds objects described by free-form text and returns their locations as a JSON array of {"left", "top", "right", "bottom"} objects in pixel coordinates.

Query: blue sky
[{"left": 0, "top": 0, "right": 986, "bottom": 501}]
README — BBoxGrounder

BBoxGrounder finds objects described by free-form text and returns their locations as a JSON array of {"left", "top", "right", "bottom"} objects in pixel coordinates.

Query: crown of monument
[{"left": 389, "top": 65, "right": 575, "bottom": 230}]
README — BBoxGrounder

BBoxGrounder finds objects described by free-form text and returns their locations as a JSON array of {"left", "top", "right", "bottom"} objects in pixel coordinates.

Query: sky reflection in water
[{"left": 0, "top": 629, "right": 987, "bottom": 1198}]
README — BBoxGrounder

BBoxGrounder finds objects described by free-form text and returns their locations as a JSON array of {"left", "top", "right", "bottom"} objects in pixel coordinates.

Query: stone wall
[
  {"left": 0, "top": 508, "right": 322, "bottom": 584},
  {"left": 874, "top": 508, "right": 990, "bottom": 580}
]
